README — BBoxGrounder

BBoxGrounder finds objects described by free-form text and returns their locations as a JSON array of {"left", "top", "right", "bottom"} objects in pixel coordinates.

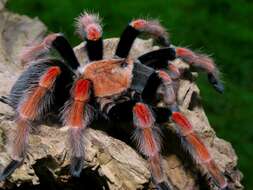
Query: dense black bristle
[
  {"left": 52, "top": 35, "right": 80, "bottom": 70},
  {"left": 131, "top": 61, "right": 155, "bottom": 94},
  {"left": 8, "top": 59, "right": 73, "bottom": 116},
  {"left": 115, "top": 25, "right": 140, "bottom": 58},
  {"left": 138, "top": 47, "right": 176, "bottom": 69},
  {"left": 86, "top": 37, "right": 103, "bottom": 61},
  {"left": 153, "top": 107, "right": 172, "bottom": 123},
  {"left": 107, "top": 101, "right": 135, "bottom": 121},
  {"left": 142, "top": 72, "right": 162, "bottom": 103}
]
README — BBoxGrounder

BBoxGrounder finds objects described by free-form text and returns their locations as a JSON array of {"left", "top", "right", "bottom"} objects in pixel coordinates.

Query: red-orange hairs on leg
[
  {"left": 62, "top": 79, "right": 93, "bottom": 177},
  {"left": 0, "top": 66, "right": 62, "bottom": 181},
  {"left": 132, "top": 103, "right": 172, "bottom": 189},
  {"left": 171, "top": 112, "right": 227, "bottom": 189},
  {"left": 130, "top": 19, "right": 169, "bottom": 46},
  {"left": 175, "top": 47, "right": 224, "bottom": 93}
]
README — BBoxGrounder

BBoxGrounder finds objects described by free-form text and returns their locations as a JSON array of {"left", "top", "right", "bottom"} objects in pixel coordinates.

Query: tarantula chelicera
[{"left": 0, "top": 12, "right": 227, "bottom": 190}]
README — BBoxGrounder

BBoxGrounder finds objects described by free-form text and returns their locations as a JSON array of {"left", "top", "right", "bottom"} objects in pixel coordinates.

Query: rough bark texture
[{"left": 0, "top": 2, "right": 243, "bottom": 190}]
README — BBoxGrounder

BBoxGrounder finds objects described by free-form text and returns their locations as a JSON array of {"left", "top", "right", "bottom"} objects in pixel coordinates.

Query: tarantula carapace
[{"left": 0, "top": 12, "right": 227, "bottom": 190}]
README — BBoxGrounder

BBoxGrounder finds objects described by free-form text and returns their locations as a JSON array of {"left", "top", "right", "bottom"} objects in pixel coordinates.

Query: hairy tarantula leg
[
  {"left": 157, "top": 70, "right": 227, "bottom": 189},
  {"left": 0, "top": 119, "right": 29, "bottom": 181},
  {"left": 175, "top": 47, "right": 224, "bottom": 93},
  {"left": 0, "top": 66, "right": 61, "bottom": 181},
  {"left": 16, "top": 66, "right": 61, "bottom": 158},
  {"left": 138, "top": 47, "right": 176, "bottom": 69},
  {"left": 20, "top": 33, "right": 79, "bottom": 70},
  {"left": 167, "top": 63, "right": 181, "bottom": 80},
  {"left": 137, "top": 48, "right": 181, "bottom": 80},
  {"left": 76, "top": 12, "right": 103, "bottom": 61},
  {"left": 171, "top": 112, "right": 228, "bottom": 189},
  {"left": 115, "top": 19, "right": 169, "bottom": 58},
  {"left": 62, "top": 79, "right": 92, "bottom": 177},
  {"left": 132, "top": 103, "right": 172, "bottom": 190},
  {"left": 157, "top": 70, "right": 177, "bottom": 105},
  {"left": 138, "top": 46, "right": 224, "bottom": 93}
]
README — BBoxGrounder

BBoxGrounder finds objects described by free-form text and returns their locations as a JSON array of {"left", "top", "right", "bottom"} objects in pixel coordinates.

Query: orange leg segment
[
  {"left": 0, "top": 66, "right": 62, "bottom": 182},
  {"left": 15, "top": 66, "right": 61, "bottom": 158},
  {"left": 63, "top": 79, "right": 92, "bottom": 177},
  {"left": 171, "top": 111, "right": 227, "bottom": 189},
  {"left": 19, "top": 66, "right": 61, "bottom": 120},
  {"left": 133, "top": 103, "right": 171, "bottom": 189}
]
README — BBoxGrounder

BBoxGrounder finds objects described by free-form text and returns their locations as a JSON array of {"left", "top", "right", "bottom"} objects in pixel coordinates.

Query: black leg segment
[
  {"left": 86, "top": 37, "right": 103, "bottom": 61},
  {"left": 138, "top": 47, "right": 176, "bottom": 69},
  {"left": 115, "top": 25, "right": 140, "bottom": 58},
  {"left": 52, "top": 35, "right": 80, "bottom": 70}
]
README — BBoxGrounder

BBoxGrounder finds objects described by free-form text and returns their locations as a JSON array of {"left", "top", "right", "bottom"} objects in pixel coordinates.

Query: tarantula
[{"left": 0, "top": 12, "right": 227, "bottom": 190}]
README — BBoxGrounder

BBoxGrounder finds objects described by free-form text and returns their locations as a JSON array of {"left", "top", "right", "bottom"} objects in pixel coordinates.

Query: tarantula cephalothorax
[{"left": 0, "top": 12, "right": 227, "bottom": 190}]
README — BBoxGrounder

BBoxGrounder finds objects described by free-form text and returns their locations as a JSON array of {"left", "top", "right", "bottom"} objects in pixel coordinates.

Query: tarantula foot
[
  {"left": 0, "top": 96, "right": 10, "bottom": 105},
  {"left": 0, "top": 159, "right": 23, "bottom": 181},
  {"left": 208, "top": 73, "right": 224, "bottom": 93},
  {"left": 70, "top": 157, "right": 84, "bottom": 177},
  {"left": 222, "top": 184, "right": 235, "bottom": 190},
  {"left": 156, "top": 181, "right": 172, "bottom": 190}
]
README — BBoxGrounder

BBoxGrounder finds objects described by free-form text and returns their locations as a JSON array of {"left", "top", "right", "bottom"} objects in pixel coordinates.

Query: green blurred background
[{"left": 6, "top": 0, "right": 253, "bottom": 188}]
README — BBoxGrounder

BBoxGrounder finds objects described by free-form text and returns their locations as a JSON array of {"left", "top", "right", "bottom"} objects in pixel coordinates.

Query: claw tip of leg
[
  {"left": 70, "top": 157, "right": 84, "bottom": 178},
  {"left": 214, "top": 83, "right": 225, "bottom": 94},
  {"left": 70, "top": 170, "right": 81, "bottom": 177},
  {"left": 0, "top": 159, "right": 23, "bottom": 182},
  {"left": 207, "top": 73, "right": 224, "bottom": 94},
  {"left": 0, "top": 174, "right": 5, "bottom": 182},
  {"left": 157, "top": 182, "right": 171, "bottom": 190}
]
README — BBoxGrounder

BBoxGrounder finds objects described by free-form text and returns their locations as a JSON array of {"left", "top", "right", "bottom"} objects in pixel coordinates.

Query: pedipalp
[{"left": 76, "top": 12, "right": 103, "bottom": 61}]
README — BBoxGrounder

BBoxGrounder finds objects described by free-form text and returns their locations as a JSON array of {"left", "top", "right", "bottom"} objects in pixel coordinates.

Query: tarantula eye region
[
  {"left": 118, "top": 58, "right": 133, "bottom": 68},
  {"left": 120, "top": 61, "right": 128, "bottom": 68}
]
